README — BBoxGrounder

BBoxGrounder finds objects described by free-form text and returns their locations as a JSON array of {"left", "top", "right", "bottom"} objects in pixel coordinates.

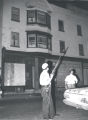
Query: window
[
  {"left": 11, "top": 7, "right": 20, "bottom": 22},
  {"left": 60, "top": 41, "right": 65, "bottom": 53},
  {"left": 58, "top": 20, "right": 64, "bottom": 32},
  {"left": 79, "top": 44, "right": 84, "bottom": 56},
  {"left": 27, "top": 10, "right": 51, "bottom": 28},
  {"left": 46, "top": 14, "right": 51, "bottom": 29},
  {"left": 37, "top": 11, "right": 46, "bottom": 24},
  {"left": 27, "top": 10, "right": 36, "bottom": 23},
  {"left": 27, "top": 32, "right": 52, "bottom": 50},
  {"left": 11, "top": 32, "right": 19, "bottom": 47},
  {"left": 48, "top": 37, "right": 52, "bottom": 50},
  {"left": 27, "top": 34, "right": 36, "bottom": 47},
  {"left": 37, "top": 34, "right": 47, "bottom": 48},
  {"left": 77, "top": 25, "right": 82, "bottom": 36}
]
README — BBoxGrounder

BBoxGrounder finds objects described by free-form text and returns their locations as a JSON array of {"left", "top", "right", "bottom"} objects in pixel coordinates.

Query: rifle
[{"left": 52, "top": 47, "right": 69, "bottom": 75}]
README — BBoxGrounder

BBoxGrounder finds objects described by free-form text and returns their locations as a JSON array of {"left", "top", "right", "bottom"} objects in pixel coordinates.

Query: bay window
[
  {"left": 27, "top": 32, "right": 52, "bottom": 50},
  {"left": 27, "top": 10, "right": 51, "bottom": 29}
]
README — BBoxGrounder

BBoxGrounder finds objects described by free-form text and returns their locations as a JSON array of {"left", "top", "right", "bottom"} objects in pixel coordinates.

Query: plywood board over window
[{"left": 4, "top": 63, "right": 25, "bottom": 86}]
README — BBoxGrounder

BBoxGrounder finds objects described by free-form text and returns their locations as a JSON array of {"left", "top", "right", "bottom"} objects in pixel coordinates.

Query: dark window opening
[
  {"left": 79, "top": 44, "right": 84, "bottom": 56},
  {"left": 77, "top": 25, "right": 82, "bottom": 36},
  {"left": 58, "top": 20, "right": 64, "bottom": 32},
  {"left": 11, "top": 7, "right": 20, "bottom": 22},
  {"left": 60, "top": 40, "right": 65, "bottom": 53}
]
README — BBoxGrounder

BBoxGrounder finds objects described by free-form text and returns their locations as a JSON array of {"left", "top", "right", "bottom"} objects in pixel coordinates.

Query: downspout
[{"left": 1, "top": 47, "right": 6, "bottom": 97}]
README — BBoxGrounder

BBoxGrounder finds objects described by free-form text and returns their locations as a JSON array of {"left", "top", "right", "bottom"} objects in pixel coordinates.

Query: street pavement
[{"left": 0, "top": 95, "right": 88, "bottom": 120}]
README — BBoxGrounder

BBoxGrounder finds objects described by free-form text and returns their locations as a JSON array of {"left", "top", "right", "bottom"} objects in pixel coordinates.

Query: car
[{"left": 63, "top": 87, "right": 88, "bottom": 110}]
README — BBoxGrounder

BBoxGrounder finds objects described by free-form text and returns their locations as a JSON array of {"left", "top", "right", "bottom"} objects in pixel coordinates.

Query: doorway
[
  {"left": 83, "top": 68, "right": 88, "bottom": 86},
  {"left": 25, "top": 63, "right": 34, "bottom": 89}
]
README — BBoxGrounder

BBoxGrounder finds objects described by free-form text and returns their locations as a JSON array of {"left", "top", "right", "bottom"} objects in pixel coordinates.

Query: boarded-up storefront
[{"left": 4, "top": 63, "right": 25, "bottom": 86}]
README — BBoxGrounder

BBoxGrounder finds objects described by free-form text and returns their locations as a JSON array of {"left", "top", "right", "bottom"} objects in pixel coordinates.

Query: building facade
[{"left": 0, "top": 0, "right": 88, "bottom": 93}]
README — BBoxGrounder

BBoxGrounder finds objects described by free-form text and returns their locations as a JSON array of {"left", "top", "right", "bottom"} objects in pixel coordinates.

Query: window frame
[
  {"left": 27, "top": 31, "right": 52, "bottom": 50},
  {"left": 58, "top": 20, "right": 64, "bottom": 32},
  {"left": 37, "top": 34, "right": 48, "bottom": 49},
  {"left": 11, "top": 32, "right": 20, "bottom": 47},
  {"left": 11, "top": 7, "right": 20, "bottom": 22},
  {"left": 60, "top": 40, "right": 65, "bottom": 53},
  {"left": 79, "top": 44, "right": 84, "bottom": 56},
  {"left": 27, "top": 34, "right": 36, "bottom": 48},
  {"left": 27, "top": 9, "right": 51, "bottom": 29},
  {"left": 77, "top": 25, "right": 82, "bottom": 36},
  {"left": 27, "top": 10, "right": 36, "bottom": 24},
  {"left": 36, "top": 10, "right": 47, "bottom": 25}
]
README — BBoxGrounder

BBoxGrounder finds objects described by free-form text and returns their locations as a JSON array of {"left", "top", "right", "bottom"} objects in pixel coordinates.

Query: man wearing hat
[{"left": 40, "top": 63, "right": 55, "bottom": 120}]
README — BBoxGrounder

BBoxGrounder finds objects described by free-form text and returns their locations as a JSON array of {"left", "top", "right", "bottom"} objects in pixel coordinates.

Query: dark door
[
  {"left": 25, "top": 64, "right": 33, "bottom": 89},
  {"left": 84, "top": 68, "right": 88, "bottom": 86}
]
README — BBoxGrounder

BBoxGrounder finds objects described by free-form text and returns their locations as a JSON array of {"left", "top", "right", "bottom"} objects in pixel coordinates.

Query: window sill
[{"left": 10, "top": 45, "right": 20, "bottom": 48}]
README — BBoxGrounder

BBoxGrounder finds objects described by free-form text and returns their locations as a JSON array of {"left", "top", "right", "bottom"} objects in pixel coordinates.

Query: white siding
[
  {"left": 2, "top": 0, "right": 88, "bottom": 59},
  {"left": 51, "top": 4, "right": 88, "bottom": 59},
  {"left": 2, "top": 0, "right": 51, "bottom": 53}
]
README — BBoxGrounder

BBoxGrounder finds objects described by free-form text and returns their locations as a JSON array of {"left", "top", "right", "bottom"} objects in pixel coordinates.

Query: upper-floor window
[
  {"left": 11, "top": 7, "right": 20, "bottom": 22},
  {"left": 27, "top": 34, "right": 36, "bottom": 47},
  {"left": 11, "top": 32, "right": 20, "bottom": 47},
  {"left": 27, "top": 10, "right": 51, "bottom": 29},
  {"left": 60, "top": 40, "right": 65, "bottom": 53},
  {"left": 37, "top": 34, "right": 47, "bottom": 48},
  {"left": 27, "top": 31, "right": 52, "bottom": 50},
  {"left": 77, "top": 25, "right": 82, "bottom": 36},
  {"left": 27, "top": 10, "right": 36, "bottom": 23},
  {"left": 48, "top": 37, "right": 52, "bottom": 50},
  {"left": 58, "top": 20, "right": 64, "bottom": 32},
  {"left": 37, "top": 10, "right": 46, "bottom": 24},
  {"left": 79, "top": 44, "right": 84, "bottom": 56}
]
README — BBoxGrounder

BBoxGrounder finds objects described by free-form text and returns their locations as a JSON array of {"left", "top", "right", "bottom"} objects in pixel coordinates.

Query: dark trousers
[{"left": 41, "top": 86, "right": 55, "bottom": 119}]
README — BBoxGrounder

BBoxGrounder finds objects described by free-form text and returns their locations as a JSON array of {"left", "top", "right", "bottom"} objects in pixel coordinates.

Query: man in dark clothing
[{"left": 47, "top": 61, "right": 56, "bottom": 115}]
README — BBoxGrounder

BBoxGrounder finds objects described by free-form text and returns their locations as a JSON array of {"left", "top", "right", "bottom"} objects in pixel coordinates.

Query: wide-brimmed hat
[{"left": 42, "top": 63, "right": 48, "bottom": 70}]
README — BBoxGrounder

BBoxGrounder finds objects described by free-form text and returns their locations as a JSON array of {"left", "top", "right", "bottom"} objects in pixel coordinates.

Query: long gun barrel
[{"left": 52, "top": 47, "right": 69, "bottom": 75}]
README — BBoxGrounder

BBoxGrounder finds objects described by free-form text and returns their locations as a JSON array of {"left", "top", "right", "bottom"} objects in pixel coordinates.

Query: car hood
[{"left": 65, "top": 87, "right": 88, "bottom": 95}]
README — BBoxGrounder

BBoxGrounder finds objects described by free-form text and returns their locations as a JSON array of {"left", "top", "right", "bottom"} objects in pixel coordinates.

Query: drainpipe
[{"left": 1, "top": 47, "right": 6, "bottom": 97}]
